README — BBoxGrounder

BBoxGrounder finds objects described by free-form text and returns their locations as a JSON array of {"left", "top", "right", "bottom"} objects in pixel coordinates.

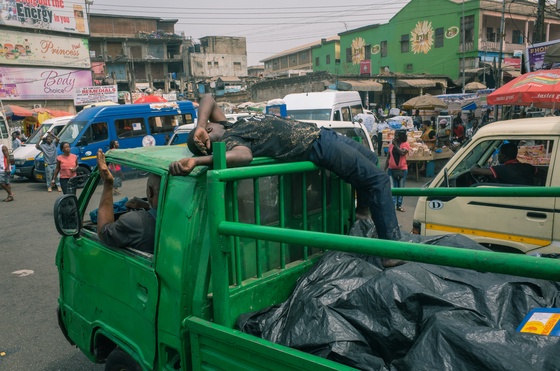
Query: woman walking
[
  {"left": 52, "top": 142, "right": 78, "bottom": 194},
  {"left": 385, "top": 130, "right": 410, "bottom": 212}
]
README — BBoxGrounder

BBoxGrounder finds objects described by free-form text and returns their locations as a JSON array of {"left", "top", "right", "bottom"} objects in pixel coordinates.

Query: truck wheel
[
  {"left": 75, "top": 166, "right": 90, "bottom": 188},
  {"left": 105, "top": 348, "right": 141, "bottom": 371}
]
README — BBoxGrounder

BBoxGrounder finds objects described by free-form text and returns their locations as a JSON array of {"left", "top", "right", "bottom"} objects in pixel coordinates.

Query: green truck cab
[{"left": 54, "top": 141, "right": 362, "bottom": 370}]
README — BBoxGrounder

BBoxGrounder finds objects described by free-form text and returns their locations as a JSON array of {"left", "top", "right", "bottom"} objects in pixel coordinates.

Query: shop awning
[
  {"left": 396, "top": 79, "right": 437, "bottom": 88},
  {"left": 339, "top": 79, "right": 383, "bottom": 92}
]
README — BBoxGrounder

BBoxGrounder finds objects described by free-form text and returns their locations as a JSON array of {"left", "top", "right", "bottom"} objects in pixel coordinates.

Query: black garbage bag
[{"left": 237, "top": 221, "right": 560, "bottom": 370}]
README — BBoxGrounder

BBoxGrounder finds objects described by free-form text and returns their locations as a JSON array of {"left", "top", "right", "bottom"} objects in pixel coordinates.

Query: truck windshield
[
  {"left": 59, "top": 121, "right": 87, "bottom": 143},
  {"left": 27, "top": 124, "right": 53, "bottom": 144},
  {"left": 287, "top": 109, "right": 332, "bottom": 121},
  {"left": 0, "top": 117, "right": 8, "bottom": 139}
]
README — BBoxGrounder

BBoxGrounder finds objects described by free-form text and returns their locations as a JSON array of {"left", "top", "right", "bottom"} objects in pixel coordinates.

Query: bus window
[
  {"left": 148, "top": 115, "right": 179, "bottom": 135},
  {"left": 116, "top": 118, "right": 146, "bottom": 138}
]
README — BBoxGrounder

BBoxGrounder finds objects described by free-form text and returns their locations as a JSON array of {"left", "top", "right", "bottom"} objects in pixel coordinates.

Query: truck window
[
  {"left": 445, "top": 139, "right": 553, "bottom": 188},
  {"left": 341, "top": 107, "right": 351, "bottom": 121},
  {"left": 59, "top": 121, "right": 88, "bottom": 143},
  {"left": 350, "top": 104, "right": 363, "bottom": 118},
  {"left": 116, "top": 118, "right": 147, "bottom": 138},
  {"left": 148, "top": 115, "right": 180, "bottom": 135},
  {"left": 82, "top": 164, "right": 157, "bottom": 258},
  {"left": 286, "top": 109, "right": 331, "bottom": 121},
  {"left": 83, "top": 122, "right": 109, "bottom": 143}
]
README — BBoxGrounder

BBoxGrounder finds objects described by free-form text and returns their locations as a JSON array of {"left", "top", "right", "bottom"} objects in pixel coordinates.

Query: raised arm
[
  {"left": 169, "top": 145, "right": 253, "bottom": 176},
  {"left": 96, "top": 149, "right": 115, "bottom": 236}
]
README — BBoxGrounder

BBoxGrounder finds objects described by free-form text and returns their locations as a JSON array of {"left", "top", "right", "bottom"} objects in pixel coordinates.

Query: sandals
[
  {"left": 396, "top": 206, "right": 405, "bottom": 212},
  {"left": 4, "top": 194, "right": 14, "bottom": 202}
]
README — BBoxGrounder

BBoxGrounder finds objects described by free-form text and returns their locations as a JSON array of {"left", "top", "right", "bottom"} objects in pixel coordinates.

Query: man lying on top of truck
[
  {"left": 470, "top": 142, "right": 537, "bottom": 185},
  {"left": 169, "top": 95, "right": 402, "bottom": 241}
]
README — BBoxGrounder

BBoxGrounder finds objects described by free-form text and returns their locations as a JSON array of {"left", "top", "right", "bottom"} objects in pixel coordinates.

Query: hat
[{"left": 439, "top": 119, "right": 448, "bottom": 126}]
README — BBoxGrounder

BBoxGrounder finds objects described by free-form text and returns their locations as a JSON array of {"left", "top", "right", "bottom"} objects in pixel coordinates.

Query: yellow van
[{"left": 413, "top": 117, "right": 559, "bottom": 255}]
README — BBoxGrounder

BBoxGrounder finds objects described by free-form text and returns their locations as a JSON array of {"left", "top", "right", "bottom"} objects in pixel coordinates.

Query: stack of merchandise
[{"left": 517, "top": 145, "right": 550, "bottom": 165}]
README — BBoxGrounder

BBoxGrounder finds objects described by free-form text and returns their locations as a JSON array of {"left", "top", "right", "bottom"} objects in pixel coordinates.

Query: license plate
[{"left": 36, "top": 174, "right": 43, "bottom": 180}]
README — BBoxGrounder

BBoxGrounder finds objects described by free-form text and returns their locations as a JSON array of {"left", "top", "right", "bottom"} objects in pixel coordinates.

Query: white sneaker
[{"left": 48, "top": 187, "right": 52, "bottom": 192}]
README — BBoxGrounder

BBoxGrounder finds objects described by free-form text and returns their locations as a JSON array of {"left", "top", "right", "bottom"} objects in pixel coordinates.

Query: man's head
[
  {"left": 146, "top": 174, "right": 161, "bottom": 209},
  {"left": 498, "top": 142, "right": 517, "bottom": 163},
  {"left": 422, "top": 120, "right": 432, "bottom": 129},
  {"left": 12, "top": 131, "right": 19, "bottom": 139},
  {"left": 472, "top": 118, "right": 479, "bottom": 128},
  {"left": 44, "top": 133, "right": 53, "bottom": 144},
  {"left": 187, "top": 122, "right": 226, "bottom": 155},
  {"left": 439, "top": 119, "right": 448, "bottom": 127}
]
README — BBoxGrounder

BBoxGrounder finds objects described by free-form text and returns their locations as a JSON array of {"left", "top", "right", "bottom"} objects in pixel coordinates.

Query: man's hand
[
  {"left": 169, "top": 158, "right": 198, "bottom": 176},
  {"left": 97, "top": 149, "right": 114, "bottom": 185},
  {"left": 193, "top": 127, "right": 210, "bottom": 155}
]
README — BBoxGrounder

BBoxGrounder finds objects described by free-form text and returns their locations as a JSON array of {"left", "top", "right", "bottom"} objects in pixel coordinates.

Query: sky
[{"left": 89, "top": 0, "right": 411, "bottom": 66}]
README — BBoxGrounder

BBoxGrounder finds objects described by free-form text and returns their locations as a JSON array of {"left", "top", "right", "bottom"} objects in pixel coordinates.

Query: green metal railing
[{"left": 206, "top": 142, "right": 560, "bottom": 327}]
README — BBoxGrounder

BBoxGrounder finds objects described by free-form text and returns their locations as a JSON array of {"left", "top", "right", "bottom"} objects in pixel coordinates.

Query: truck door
[{"left": 423, "top": 137, "right": 556, "bottom": 253}]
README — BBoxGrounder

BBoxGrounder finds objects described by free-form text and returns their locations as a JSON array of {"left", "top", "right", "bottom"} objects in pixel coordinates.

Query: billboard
[
  {"left": 525, "top": 39, "right": 560, "bottom": 72},
  {"left": 0, "top": 66, "right": 92, "bottom": 100},
  {"left": 0, "top": 29, "right": 90, "bottom": 68},
  {"left": 0, "top": 0, "right": 89, "bottom": 35},
  {"left": 74, "top": 85, "right": 118, "bottom": 106}
]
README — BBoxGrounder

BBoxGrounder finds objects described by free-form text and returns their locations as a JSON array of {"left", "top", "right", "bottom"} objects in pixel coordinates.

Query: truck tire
[
  {"left": 75, "top": 165, "right": 91, "bottom": 188},
  {"left": 105, "top": 348, "right": 141, "bottom": 371}
]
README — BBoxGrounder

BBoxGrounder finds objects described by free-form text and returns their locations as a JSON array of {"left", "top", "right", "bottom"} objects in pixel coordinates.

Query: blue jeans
[
  {"left": 388, "top": 169, "right": 408, "bottom": 208},
  {"left": 45, "top": 164, "right": 60, "bottom": 188},
  {"left": 309, "top": 128, "right": 401, "bottom": 240}
]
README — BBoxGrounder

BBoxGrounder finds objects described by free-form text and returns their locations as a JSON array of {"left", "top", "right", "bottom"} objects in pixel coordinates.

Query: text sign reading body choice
[
  {"left": 0, "top": 67, "right": 92, "bottom": 100},
  {"left": 0, "top": 0, "right": 89, "bottom": 35},
  {"left": 0, "top": 30, "right": 90, "bottom": 68},
  {"left": 74, "top": 85, "right": 118, "bottom": 106}
]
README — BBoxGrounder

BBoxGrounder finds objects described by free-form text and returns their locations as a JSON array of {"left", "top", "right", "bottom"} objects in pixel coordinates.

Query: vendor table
[{"left": 407, "top": 150, "right": 454, "bottom": 181}]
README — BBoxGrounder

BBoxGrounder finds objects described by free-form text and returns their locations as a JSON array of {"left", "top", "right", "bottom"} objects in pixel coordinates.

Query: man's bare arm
[
  {"left": 96, "top": 149, "right": 115, "bottom": 237},
  {"left": 169, "top": 146, "right": 253, "bottom": 176}
]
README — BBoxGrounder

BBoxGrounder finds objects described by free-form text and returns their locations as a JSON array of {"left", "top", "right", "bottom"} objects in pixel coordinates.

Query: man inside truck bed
[
  {"left": 169, "top": 95, "right": 402, "bottom": 241},
  {"left": 470, "top": 142, "right": 537, "bottom": 185},
  {"left": 96, "top": 149, "right": 160, "bottom": 253}
]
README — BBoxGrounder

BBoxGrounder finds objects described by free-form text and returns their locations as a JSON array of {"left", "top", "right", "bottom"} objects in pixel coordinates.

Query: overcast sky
[{"left": 89, "top": 0, "right": 410, "bottom": 66}]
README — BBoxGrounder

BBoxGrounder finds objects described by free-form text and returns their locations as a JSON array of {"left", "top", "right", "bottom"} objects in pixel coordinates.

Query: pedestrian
[
  {"left": 466, "top": 118, "right": 480, "bottom": 140},
  {"left": 108, "top": 140, "right": 123, "bottom": 195},
  {"left": 52, "top": 142, "right": 78, "bottom": 195},
  {"left": 35, "top": 132, "right": 62, "bottom": 192},
  {"left": 385, "top": 130, "right": 410, "bottom": 212},
  {"left": 436, "top": 119, "right": 451, "bottom": 147},
  {"left": 170, "top": 95, "right": 402, "bottom": 241},
  {"left": 376, "top": 119, "right": 390, "bottom": 157},
  {"left": 412, "top": 110, "right": 422, "bottom": 130},
  {"left": 0, "top": 143, "right": 14, "bottom": 202},
  {"left": 481, "top": 108, "right": 492, "bottom": 125},
  {"left": 11, "top": 131, "right": 22, "bottom": 150}
]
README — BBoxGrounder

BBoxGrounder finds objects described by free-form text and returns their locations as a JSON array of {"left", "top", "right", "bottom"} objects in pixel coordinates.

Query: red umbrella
[
  {"left": 2, "top": 104, "right": 34, "bottom": 119},
  {"left": 133, "top": 95, "right": 167, "bottom": 104},
  {"left": 487, "top": 69, "right": 560, "bottom": 108},
  {"left": 32, "top": 107, "right": 74, "bottom": 117}
]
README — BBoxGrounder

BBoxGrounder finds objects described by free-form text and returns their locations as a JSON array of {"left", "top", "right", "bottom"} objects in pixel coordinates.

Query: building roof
[
  {"left": 261, "top": 36, "right": 339, "bottom": 62},
  {"left": 90, "top": 13, "right": 178, "bottom": 23}
]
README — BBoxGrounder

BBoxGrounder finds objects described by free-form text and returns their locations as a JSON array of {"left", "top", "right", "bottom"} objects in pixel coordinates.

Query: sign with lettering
[
  {"left": 0, "top": 0, "right": 89, "bottom": 35},
  {"left": 0, "top": 29, "right": 89, "bottom": 68},
  {"left": 74, "top": 85, "right": 118, "bottom": 105},
  {"left": 0, "top": 66, "right": 92, "bottom": 100}
]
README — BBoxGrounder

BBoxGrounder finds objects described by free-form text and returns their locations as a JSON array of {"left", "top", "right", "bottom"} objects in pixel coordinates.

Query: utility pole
[
  {"left": 534, "top": 0, "right": 546, "bottom": 44},
  {"left": 495, "top": 0, "right": 506, "bottom": 120}
]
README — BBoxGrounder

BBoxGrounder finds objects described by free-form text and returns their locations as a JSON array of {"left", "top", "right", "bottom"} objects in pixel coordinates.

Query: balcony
[
  {"left": 459, "top": 42, "right": 475, "bottom": 52},
  {"left": 479, "top": 40, "right": 526, "bottom": 53}
]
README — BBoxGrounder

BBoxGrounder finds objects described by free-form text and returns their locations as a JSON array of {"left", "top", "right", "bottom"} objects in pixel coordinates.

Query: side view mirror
[{"left": 53, "top": 195, "right": 81, "bottom": 236}]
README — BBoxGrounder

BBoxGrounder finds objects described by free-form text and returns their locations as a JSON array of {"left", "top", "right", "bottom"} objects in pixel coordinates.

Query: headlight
[{"left": 14, "top": 159, "right": 26, "bottom": 165}]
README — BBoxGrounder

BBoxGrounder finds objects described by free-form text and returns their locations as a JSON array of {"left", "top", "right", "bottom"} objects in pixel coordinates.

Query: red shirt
[
  {"left": 57, "top": 154, "right": 77, "bottom": 178},
  {"left": 388, "top": 142, "right": 411, "bottom": 170}
]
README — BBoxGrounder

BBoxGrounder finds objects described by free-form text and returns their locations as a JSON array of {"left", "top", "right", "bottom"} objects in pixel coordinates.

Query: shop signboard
[
  {"left": 0, "top": 0, "right": 89, "bottom": 35},
  {"left": 0, "top": 66, "right": 92, "bottom": 100},
  {"left": 0, "top": 29, "right": 90, "bottom": 68},
  {"left": 74, "top": 85, "right": 118, "bottom": 106},
  {"left": 525, "top": 39, "right": 560, "bottom": 72}
]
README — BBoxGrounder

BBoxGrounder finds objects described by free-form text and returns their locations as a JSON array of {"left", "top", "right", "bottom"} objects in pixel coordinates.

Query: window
[
  {"left": 346, "top": 47, "right": 352, "bottom": 63},
  {"left": 234, "top": 62, "right": 241, "bottom": 70},
  {"left": 78, "top": 122, "right": 108, "bottom": 145},
  {"left": 207, "top": 61, "right": 212, "bottom": 68},
  {"left": 350, "top": 105, "right": 363, "bottom": 118},
  {"left": 364, "top": 45, "right": 371, "bottom": 60},
  {"left": 316, "top": 57, "right": 320, "bottom": 66},
  {"left": 326, "top": 55, "right": 331, "bottom": 65},
  {"left": 148, "top": 115, "right": 180, "bottom": 135},
  {"left": 116, "top": 118, "right": 146, "bottom": 138},
  {"left": 461, "top": 15, "right": 474, "bottom": 43},
  {"left": 512, "top": 30, "right": 523, "bottom": 44},
  {"left": 381, "top": 41, "right": 387, "bottom": 57},
  {"left": 341, "top": 107, "right": 352, "bottom": 121},
  {"left": 214, "top": 61, "right": 219, "bottom": 67},
  {"left": 400, "top": 35, "right": 409, "bottom": 53},
  {"left": 486, "top": 27, "right": 495, "bottom": 42},
  {"left": 435, "top": 28, "right": 444, "bottom": 48},
  {"left": 405, "top": 63, "right": 413, "bottom": 72}
]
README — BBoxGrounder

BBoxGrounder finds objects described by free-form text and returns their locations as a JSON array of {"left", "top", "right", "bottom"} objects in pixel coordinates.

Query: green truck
[{"left": 54, "top": 141, "right": 560, "bottom": 370}]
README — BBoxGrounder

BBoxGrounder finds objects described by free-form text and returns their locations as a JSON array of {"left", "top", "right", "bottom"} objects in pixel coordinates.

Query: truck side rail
[{"left": 205, "top": 143, "right": 560, "bottom": 328}]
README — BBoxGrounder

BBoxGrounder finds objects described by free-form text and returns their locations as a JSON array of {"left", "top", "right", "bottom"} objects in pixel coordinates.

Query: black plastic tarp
[{"left": 237, "top": 221, "right": 560, "bottom": 370}]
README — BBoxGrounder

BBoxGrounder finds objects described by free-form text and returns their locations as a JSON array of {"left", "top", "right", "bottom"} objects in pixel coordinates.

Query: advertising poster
[
  {"left": 525, "top": 40, "right": 560, "bottom": 72},
  {"left": 0, "top": 66, "right": 92, "bottom": 100},
  {"left": 0, "top": 29, "right": 90, "bottom": 68},
  {"left": 0, "top": 0, "right": 89, "bottom": 35},
  {"left": 74, "top": 85, "right": 118, "bottom": 106}
]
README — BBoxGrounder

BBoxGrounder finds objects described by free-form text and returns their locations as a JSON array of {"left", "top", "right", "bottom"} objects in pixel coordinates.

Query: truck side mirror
[{"left": 53, "top": 195, "right": 81, "bottom": 236}]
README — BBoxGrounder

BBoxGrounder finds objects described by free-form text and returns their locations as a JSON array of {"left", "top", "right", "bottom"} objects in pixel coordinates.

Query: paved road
[
  {"left": 0, "top": 177, "right": 104, "bottom": 371},
  {"left": 0, "top": 161, "right": 431, "bottom": 370}
]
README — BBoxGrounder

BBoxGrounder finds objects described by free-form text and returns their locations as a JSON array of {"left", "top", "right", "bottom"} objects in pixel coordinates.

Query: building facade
[{"left": 186, "top": 36, "right": 247, "bottom": 79}]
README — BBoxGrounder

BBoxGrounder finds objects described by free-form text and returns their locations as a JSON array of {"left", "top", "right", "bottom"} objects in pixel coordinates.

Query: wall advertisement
[
  {"left": 74, "top": 85, "right": 118, "bottom": 106},
  {"left": 0, "top": 66, "right": 92, "bottom": 100},
  {"left": 0, "top": 0, "right": 89, "bottom": 35},
  {"left": 525, "top": 40, "right": 560, "bottom": 72},
  {"left": 0, "top": 29, "right": 90, "bottom": 68}
]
